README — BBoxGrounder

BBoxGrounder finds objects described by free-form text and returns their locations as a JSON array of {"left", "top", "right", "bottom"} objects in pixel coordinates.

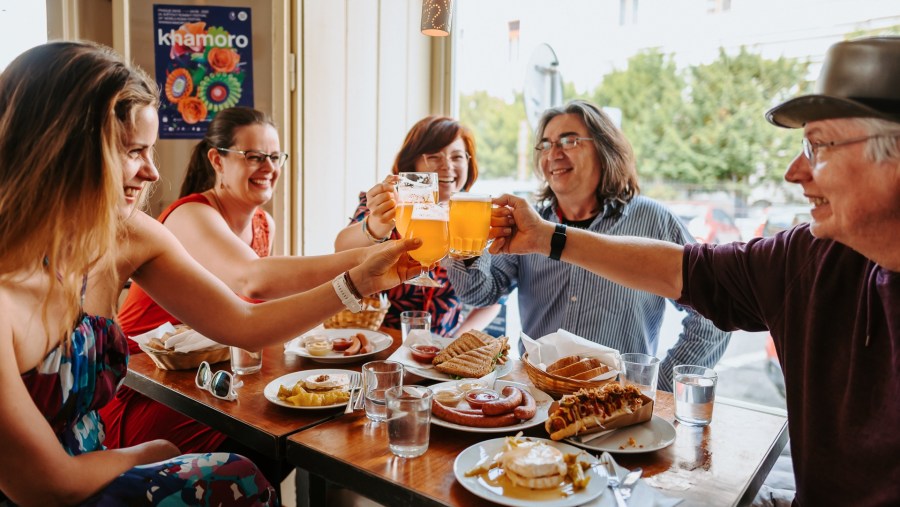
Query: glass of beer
[
  {"left": 403, "top": 202, "right": 449, "bottom": 287},
  {"left": 448, "top": 193, "right": 491, "bottom": 260},
  {"left": 395, "top": 172, "right": 438, "bottom": 238}
]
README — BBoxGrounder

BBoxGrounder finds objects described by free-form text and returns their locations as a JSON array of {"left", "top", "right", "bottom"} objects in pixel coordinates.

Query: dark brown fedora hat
[{"left": 766, "top": 37, "right": 900, "bottom": 129}]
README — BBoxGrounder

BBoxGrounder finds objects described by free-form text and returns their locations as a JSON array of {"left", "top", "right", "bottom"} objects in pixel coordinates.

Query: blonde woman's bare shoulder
[{"left": 119, "top": 211, "right": 188, "bottom": 268}]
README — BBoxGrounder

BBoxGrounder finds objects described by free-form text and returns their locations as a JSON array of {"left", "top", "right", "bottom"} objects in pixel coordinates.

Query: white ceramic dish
[
  {"left": 389, "top": 335, "right": 513, "bottom": 380},
  {"left": 430, "top": 380, "right": 553, "bottom": 434},
  {"left": 453, "top": 437, "right": 606, "bottom": 507},
  {"left": 284, "top": 328, "right": 392, "bottom": 364},
  {"left": 564, "top": 415, "right": 677, "bottom": 454},
  {"left": 263, "top": 369, "right": 355, "bottom": 410}
]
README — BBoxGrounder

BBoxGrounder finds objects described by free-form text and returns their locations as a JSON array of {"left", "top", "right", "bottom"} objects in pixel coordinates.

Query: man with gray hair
[
  {"left": 446, "top": 99, "right": 730, "bottom": 392},
  {"left": 487, "top": 37, "right": 900, "bottom": 505}
]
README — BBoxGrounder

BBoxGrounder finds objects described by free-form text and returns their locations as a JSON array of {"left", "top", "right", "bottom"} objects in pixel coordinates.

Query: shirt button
[{"left": 570, "top": 296, "right": 577, "bottom": 302}]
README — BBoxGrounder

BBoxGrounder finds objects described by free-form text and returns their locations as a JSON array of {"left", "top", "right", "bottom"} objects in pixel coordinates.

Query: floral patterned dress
[
  {"left": 350, "top": 192, "right": 462, "bottom": 335},
  {"left": 4, "top": 291, "right": 277, "bottom": 506}
]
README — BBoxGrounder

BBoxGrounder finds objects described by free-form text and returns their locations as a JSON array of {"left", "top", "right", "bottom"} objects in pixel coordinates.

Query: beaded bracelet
[{"left": 362, "top": 215, "right": 390, "bottom": 244}]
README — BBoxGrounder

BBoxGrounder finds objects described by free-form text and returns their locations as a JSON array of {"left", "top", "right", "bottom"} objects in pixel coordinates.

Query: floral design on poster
[{"left": 154, "top": 6, "right": 254, "bottom": 139}]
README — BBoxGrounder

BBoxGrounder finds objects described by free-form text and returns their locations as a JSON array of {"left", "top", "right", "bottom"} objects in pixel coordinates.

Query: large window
[
  {"left": 453, "top": 0, "right": 900, "bottom": 408},
  {"left": 0, "top": 2, "right": 47, "bottom": 71}
]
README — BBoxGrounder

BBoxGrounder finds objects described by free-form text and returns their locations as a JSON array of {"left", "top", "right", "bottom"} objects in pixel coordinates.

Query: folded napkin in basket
[
  {"left": 522, "top": 329, "right": 619, "bottom": 381},
  {"left": 130, "top": 322, "right": 224, "bottom": 353}
]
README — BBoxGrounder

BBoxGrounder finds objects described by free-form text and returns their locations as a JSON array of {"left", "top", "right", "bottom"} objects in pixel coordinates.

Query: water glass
[
  {"left": 673, "top": 364, "right": 718, "bottom": 426},
  {"left": 620, "top": 352, "right": 660, "bottom": 400},
  {"left": 401, "top": 311, "right": 432, "bottom": 344},
  {"left": 386, "top": 385, "right": 433, "bottom": 458},
  {"left": 230, "top": 347, "right": 262, "bottom": 375},
  {"left": 363, "top": 360, "right": 404, "bottom": 422}
]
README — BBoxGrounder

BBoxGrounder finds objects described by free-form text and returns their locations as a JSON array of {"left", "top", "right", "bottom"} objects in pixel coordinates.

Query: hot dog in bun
[{"left": 545, "top": 384, "right": 646, "bottom": 441}]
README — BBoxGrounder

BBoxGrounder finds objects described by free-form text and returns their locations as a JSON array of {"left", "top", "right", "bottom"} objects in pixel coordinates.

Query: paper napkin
[
  {"left": 579, "top": 452, "right": 682, "bottom": 507},
  {"left": 521, "top": 328, "right": 620, "bottom": 381},
  {"left": 130, "top": 322, "right": 223, "bottom": 353}
]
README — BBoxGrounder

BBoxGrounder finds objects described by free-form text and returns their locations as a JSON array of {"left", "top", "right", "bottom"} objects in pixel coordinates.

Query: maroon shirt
[{"left": 679, "top": 224, "right": 899, "bottom": 507}]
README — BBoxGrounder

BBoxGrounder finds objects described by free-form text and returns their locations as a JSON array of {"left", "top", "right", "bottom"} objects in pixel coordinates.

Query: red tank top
[{"left": 117, "top": 193, "right": 270, "bottom": 352}]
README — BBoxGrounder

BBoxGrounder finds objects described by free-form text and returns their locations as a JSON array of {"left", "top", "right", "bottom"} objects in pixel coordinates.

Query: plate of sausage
[
  {"left": 430, "top": 380, "right": 554, "bottom": 433},
  {"left": 283, "top": 328, "right": 392, "bottom": 364}
]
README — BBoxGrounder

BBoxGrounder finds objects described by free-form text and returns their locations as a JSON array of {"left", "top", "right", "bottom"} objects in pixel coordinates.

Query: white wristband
[{"left": 332, "top": 272, "right": 364, "bottom": 313}]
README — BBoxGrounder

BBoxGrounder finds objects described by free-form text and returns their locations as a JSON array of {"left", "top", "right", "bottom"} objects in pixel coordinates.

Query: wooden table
[{"left": 286, "top": 362, "right": 788, "bottom": 507}]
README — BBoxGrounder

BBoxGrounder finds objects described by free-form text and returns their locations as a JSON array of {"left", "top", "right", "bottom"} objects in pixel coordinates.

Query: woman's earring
[{"left": 219, "top": 181, "right": 225, "bottom": 190}]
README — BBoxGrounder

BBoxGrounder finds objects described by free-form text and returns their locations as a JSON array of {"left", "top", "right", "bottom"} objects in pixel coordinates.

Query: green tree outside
[{"left": 459, "top": 46, "right": 812, "bottom": 208}]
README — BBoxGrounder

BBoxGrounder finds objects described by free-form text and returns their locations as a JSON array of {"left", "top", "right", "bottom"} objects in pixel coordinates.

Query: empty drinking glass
[{"left": 620, "top": 352, "right": 660, "bottom": 400}]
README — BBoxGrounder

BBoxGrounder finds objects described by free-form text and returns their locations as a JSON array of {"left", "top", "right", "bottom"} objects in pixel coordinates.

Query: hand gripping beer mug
[
  {"left": 395, "top": 172, "right": 438, "bottom": 238},
  {"left": 448, "top": 193, "right": 491, "bottom": 260}
]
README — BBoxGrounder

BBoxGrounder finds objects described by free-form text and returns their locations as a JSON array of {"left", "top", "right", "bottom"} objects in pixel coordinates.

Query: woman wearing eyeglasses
[
  {"left": 334, "top": 116, "right": 501, "bottom": 337},
  {"left": 98, "top": 106, "right": 379, "bottom": 484}
]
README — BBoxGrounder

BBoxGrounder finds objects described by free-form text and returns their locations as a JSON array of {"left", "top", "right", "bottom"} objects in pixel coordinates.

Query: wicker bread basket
[
  {"left": 139, "top": 344, "right": 231, "bottom": 371},
  {"left": 324, "top": 295, "right": 390, "bottom": 331},
  {"left": 522, "top": 352, "right": 616, "bottom": 399}
]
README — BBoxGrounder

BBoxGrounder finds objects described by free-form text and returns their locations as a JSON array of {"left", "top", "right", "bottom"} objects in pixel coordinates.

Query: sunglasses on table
[{"left": 196, "top": 361, "right": 243, "bottom": 401}]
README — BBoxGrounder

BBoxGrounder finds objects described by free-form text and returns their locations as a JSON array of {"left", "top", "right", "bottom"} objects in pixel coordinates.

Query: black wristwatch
[{"left": 549, "top": 223, "right": 567, "bottom": 261}]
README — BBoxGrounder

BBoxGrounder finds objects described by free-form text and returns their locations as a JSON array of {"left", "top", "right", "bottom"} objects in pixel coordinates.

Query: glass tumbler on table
[
  {"left": 620, "top": 352, "right": 661, "bottom": 400},
  {"left": 673, "top": 364, "right": 718, "bottom": 426},
  {"left": 230, "top": 347, "right": 262, "bottom": 375},
  {"left": 400, "top": 310, "right": 432, "bottom": 344},
  {"left": 386, "top": 385, "right": 433, "bottom": 458},
  {"left": 362, "top": 360, "right": 404, "bottom": 422},
  {"left": 448, "top": 193, "right": 491, "bottom": 260}
]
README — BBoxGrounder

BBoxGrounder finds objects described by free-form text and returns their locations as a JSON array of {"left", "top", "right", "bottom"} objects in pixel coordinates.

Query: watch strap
[
  {"left": 549, "top": 223, "right": 567, "bottom": 261},
  {"left": 332, "top": 272, "right": 364, "bottom": 313}
]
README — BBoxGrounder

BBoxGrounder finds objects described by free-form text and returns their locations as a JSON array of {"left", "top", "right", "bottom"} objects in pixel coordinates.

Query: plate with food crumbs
[{"left": 564, "top": 415, "right": 676, "bottom": 454}]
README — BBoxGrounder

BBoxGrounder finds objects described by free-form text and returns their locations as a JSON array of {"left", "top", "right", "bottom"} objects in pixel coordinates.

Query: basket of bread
[
  {"left": 522, "top": 354, "right": 616, "bottom": 399},
  {"left": 324, "top": 294, "right": 390, "bottom": 331},
  {"left": 137, "top": 324, "right": 230, "bottom": 371}
]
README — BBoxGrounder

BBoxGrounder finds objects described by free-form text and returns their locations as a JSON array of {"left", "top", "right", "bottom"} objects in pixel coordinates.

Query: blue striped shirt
[{"left": 445, "top": 195, "right": 731, "bottom": 392}]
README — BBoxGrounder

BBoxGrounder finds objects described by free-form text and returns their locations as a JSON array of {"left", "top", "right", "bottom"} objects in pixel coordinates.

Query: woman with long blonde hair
[{"left": 0, "top": 41, "right": 420, "bottom": 506}]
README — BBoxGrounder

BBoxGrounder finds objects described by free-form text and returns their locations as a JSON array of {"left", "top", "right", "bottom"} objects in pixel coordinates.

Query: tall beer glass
[
  {"left": 448, "top": 193, "right": 491, "bottom": 260},
  {"left": 395, "top": 173, "right": 445, "bottom": 286},
  {"left": 403, "top": 203, "right": 449, "bottom": 287}
]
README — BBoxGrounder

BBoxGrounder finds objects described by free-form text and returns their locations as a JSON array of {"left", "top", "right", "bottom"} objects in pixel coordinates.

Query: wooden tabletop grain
[
  {"left": 286, "top": 360, "right": 788, "bottom": 507},
  {"left": 123, "top": 333, "right": 401, "bottom": 460}
]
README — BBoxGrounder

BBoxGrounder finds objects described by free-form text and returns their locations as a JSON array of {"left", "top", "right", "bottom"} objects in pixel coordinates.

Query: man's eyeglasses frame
[{"left": 534, "top": 135, "right": 594, "bottom": 156}]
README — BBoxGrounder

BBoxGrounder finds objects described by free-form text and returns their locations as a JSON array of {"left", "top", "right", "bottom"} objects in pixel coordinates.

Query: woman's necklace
[{"left": 208, "top": 189, "right": 235, "bottom": 233}]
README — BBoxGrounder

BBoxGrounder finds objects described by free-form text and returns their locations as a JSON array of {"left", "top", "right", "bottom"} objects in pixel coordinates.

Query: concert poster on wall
[{"left": 153, "top": 4, "right": 254, "bottom": 139}]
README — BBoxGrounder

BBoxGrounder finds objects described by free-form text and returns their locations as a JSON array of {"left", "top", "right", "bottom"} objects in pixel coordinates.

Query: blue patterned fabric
[{"left": 6, "top": 310, "right": 277, "bottom": 506}]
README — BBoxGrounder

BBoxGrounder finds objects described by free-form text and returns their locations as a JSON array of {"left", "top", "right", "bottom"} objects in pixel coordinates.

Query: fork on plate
[{"left": 344, "top": 373, "right": 361, "bottom": 414}]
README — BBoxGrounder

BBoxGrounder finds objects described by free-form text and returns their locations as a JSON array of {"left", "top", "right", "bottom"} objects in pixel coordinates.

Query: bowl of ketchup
[
  {"left": 464, "top": 388, "right": 499, "bottom": 409},
  {"left": 409, "top": 344, "right": 442, "bottom": 364}
]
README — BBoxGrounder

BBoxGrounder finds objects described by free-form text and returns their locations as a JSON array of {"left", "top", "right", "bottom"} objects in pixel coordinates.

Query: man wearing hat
[{"left": 487, "top": 36, "right": 899, "bottom": 506}]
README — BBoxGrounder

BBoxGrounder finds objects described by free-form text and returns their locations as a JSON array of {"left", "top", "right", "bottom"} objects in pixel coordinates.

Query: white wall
[{"left": 299, "top": 0, "right": 432, "bottom": 255}]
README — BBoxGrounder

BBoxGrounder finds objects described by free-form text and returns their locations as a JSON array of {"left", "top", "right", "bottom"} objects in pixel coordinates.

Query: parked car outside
[
  {"left": 754, "top": 205, "right": 811, "bottom": 237},
  {"left": 667, "top": 202, "right": 742, "bottom": 244}
]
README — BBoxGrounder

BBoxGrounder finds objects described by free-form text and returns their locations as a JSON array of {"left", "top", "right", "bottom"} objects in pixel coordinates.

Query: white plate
[
  {"left": 454, "top": 437, "right": 606, "bottom": 507},
  {"left": 263, "top": 369, "right": 356, "bottom": 410},
  {"left": 390, "top": 335, "right": 514, "bottom": 381},
  {"left": 564, "top": 415, "right": 676, "bottom": 454},
  {"left": 430, "top": 380, "right": 553, "bottom": 434},
  {"left": 284, "top": 328, "right": 392, "bottom": 364}
]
